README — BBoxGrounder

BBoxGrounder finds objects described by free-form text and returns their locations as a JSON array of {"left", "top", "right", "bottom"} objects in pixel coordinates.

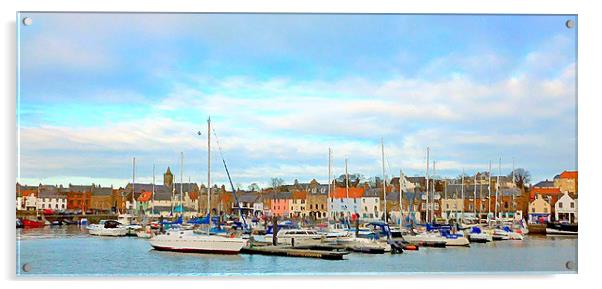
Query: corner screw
[
  {"left": 565, "top": 19, "right": 575, "bottom": 29},
  {"left": 22, "top": 17, "right": 33, "bottom": 26}
]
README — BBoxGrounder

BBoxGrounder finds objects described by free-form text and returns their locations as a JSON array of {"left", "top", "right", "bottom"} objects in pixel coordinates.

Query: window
[
  {"left": 570, "top": 202, "right": 575, "bottom": 208},
  {"left": 301, "top": 200, "right": 305, "bottom": 204},
  {"left": 364, "top": 206, "right": 368, "bottom": 211},
  {"left": 559, "top": 203, "right": 563, "bottom": 208},
  {"left": 309, "top": 204, "right": 313, "bottom": 210},
  {"left": 544, "top": 207, "right": 548, "bottom": 213},
  {"left": 321, "top": 204, "right": 325, "bottom": 210},
  {"left": 363, "top": 199, "right": 366, "bottom": 203},
  {"left": 532, "top": 207, "right": 535, "bottom": 213},
  {"left": 353, "top": 199, "right": 356, "bottom": 203}
]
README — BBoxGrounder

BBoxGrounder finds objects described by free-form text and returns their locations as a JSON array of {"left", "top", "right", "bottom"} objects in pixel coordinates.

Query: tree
[
  {"left": 508, "top": 168, "right": 531, "bottom": 190},
  {"left": 248, "top": 183, "right": 260, "bottom": 192},
  {"left": 270, "top": 177, "right": 284, "bottom": 191}
]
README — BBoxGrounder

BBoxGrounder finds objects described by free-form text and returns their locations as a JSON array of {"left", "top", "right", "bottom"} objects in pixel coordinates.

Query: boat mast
[
  {"left": 207, "top": 117, "right": 211, "bottom": 235},
  {"left": 381, "top": 137, "right": 386, "bottom": 222},
  {"left": 512, "top": 158, "right": 516, "bottom": 215},
  {"left": 488, "top": 160, "right": 492, "bottom": 217},
  {"left": 132, "top": 157, "right": 136, "bottom": 215},
  {"left": 180, "top": 151, "right": 184, "bottom": 216},
  {"left": 473, "top": 173, "right": 477, "bottom": 216},
  {"left": 461, "top": 168, "right": 464, "bottom": 221},
  {"left": 345, "top": 157, "right": 349, "bottom": 199},
  {"left": 328, "top": 148, "right": 332, "bottom": 219},
  {"left": 152, "top": 163, "right": 155, "bottom": 216},
  {"left": 432, "top": 160, "right": 436, "bottom": 222},
  {"left": 399, "top": 169, "right": 403, "bottom": 231},
  {"left": 443, "top": 179, "right": 447, "bottom": 220},
  {"left": 425, "top": 147, "right": 430, "bottom": 224},
  {"left": 496, "top": 157, "right": 501, "bottom": 219}
]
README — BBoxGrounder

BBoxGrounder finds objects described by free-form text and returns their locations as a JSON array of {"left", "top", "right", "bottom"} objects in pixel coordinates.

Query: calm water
[{"left": 16, "top": 226, "right": 577, "bottom": 276}]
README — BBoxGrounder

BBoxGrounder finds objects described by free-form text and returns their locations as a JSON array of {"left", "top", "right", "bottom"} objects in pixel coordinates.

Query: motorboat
[
  {"left": 267, "top": 229, "right": 325, "bottom": 246},
  {"left": 467, "top": 226, "right": 492, "bottom": 243},
  {"left": 546, "top": 222, "right": 578, "bottom": 236},
  {"left": 493, "top": 226, "right": 523, "bottom": 240},
  {"left": 22, "top": 218, "right": 45, "bottom": 228},
  {"left": 148, "top": 230, "right": 247, "bottom": 254},
  {"left": 88, "top": 220, "right": 128, "bottom": 237}
]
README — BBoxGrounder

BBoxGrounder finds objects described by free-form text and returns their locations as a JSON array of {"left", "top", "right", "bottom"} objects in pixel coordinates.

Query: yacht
[
  {"left": 88, "top": 220, "right": 128, "bottom": 237},
  {"left": 149, "top": 230, "right": 247, "bottom": 254}
]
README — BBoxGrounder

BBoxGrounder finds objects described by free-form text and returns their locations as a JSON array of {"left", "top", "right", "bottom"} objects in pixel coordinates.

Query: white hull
[
  {"left": 546, "top": 228, "right": 578, "bottom": 236},
  {"left": 149, "top": 231, "right": 247, "bottom": 254},
  {"left": 468, "top": 233, "right": 493, "bottom": 243},
  {"left": 89, "top": 227, "right": 128, "bottom": 237},
  {"left": 403, "top": 233, "right": 470, "bottom": 246}
]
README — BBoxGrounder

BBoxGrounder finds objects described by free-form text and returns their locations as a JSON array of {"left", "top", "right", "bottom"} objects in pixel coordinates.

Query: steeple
[{"left": 164, "top": 166, "right": 174, "bottom": 188}]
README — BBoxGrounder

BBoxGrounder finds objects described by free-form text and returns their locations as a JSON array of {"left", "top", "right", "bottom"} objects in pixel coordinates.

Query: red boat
[{"left": 22, "top": 219, "right": 45, "bottom": 228}]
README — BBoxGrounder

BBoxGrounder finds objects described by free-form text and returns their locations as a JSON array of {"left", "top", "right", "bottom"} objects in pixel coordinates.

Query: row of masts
[{"left": 326, "top": 140, "right": 517, "bottom": 224}]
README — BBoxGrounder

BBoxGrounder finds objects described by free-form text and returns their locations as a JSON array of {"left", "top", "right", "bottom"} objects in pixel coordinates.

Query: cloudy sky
[{"left": 17, "top": 13, "right": 577, "bottom": 188}]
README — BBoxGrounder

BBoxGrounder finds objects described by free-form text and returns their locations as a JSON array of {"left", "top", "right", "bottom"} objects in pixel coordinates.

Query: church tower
[{"left": 163, "top": 167, "right": 174, "bottom": 189}]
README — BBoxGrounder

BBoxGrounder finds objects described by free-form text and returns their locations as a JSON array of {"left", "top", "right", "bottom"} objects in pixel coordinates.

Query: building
[
  {"left": 361, "top": 188, "right": 381, "bottom": 221},
  {"left": 66, "top": 185, "right": 93, "bottom": 211},
  {"left": 528, "top": 194, "right": 552, "bottom": 223},
  {"left": 554, "top": 171, "right": 578, "bottom": 195},
  {"left": 232, "top": 191, "right": 263, "bottom": 217},
  {"left": 288, "top": 191, "right": 307, "bottom": 218},
  {"left": 306, "top": 183, "right": 328, "bottom": 220},
  {"left": 16, "top": 183, "right": 39, "bottom": 211},
  {"left": 270, "top": 191, "right": 291, "bottom": 217},
  {"left": 37, "top": 185, "right": 67, "bottom": 211},
  {"left": 328, "top": 186, "right": 363, "bottom": 219},
  {"left": 555, "top": 191, "right": 577, "bottom": 223},
  {"left": 89, "top": 185, "right": 114, "bottom": 213}
]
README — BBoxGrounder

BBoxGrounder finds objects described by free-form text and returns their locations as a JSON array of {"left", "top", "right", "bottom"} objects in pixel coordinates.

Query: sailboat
[{"left": 149, "top": 117, "right": 248, "bottom": 254}]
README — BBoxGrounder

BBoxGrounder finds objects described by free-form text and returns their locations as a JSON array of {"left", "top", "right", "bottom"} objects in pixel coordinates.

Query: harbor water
[{"left": 16, "top": 226, "right": 577, "bottom": 276}]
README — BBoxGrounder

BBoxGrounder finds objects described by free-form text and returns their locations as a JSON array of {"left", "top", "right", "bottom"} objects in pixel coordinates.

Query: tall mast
[
  {"left": 328, "top": 148, "right": 332, "bottom": 199},
  {"left": 132, "top": 157, "right": 136, "bottom": 214},
  {"left": 461, "top": 168, "right": 464, "bottom": 220},
  {"left": 425, "top": 147, "right": 430, "bottom": 224},
  {"left": 432, "top": 160, "right": 436, "bottom": 222},
  {"left": 488, "top": 160, "right": 492, "bottom": 216},
  {"left": 381, "top": 137, "right": 387, "bottom": 222},
  {"left": 207, "top": 117, "right": 211, "bottom": 235},
  {"left": 180, "top": 151, "right": 184, "bottom": 215},
  {"left": 444, "top": 179, "right": 447, "bottom": 219},
  {"left": 152, "top": 163, "right": 155, "bottom": 216},
  {"left": 345, "top": 158, "right": 349, "bottom": 199},
  {"left": 399, "top": 169, "right": 403, "bottom": 230},
  {"left": 473, "top": 173, "right": 477, "bottom": 216},
  {"left": 496, "top": 157, "right": 501, "bottom": 218},
  {"left": 512, "top": 158, "right": 516, "bottom": 214}
]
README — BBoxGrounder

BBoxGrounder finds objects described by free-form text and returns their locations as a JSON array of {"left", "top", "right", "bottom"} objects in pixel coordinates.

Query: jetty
[{"left": 241, "top": 245, "right": 349, "bottom": 260}]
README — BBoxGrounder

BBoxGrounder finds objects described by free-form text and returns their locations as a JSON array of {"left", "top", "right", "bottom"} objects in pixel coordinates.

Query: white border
[{"left": 2, "top": 1, "right": 600, "bottom": 289}]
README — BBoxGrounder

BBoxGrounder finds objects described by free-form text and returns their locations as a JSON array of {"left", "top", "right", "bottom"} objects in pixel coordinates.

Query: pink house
[{"left": 270, "top": 192, "right": 291, "bottom": 217}]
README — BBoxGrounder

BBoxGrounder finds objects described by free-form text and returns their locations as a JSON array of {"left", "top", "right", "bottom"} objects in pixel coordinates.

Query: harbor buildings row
[{"left": 16, "top": 168, "right": 578, "bottom": 224}]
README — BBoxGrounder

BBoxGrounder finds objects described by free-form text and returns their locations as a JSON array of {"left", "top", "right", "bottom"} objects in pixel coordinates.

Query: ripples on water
[{"left": 16, "top": 226, "right": 577, "bottom": 276}]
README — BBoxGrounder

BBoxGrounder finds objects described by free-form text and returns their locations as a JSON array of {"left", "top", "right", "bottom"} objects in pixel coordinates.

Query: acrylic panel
[{"left": 16, "top": 12, "right": 578, "bottom": 276}]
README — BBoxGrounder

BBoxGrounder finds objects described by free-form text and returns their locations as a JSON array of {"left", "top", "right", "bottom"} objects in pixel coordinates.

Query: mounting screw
[
  {"left": 22, "top": 263, "right": 31, "bottom": 272},
  {"left": 22, "top": 17, "right": 33, "bottom": 26},
  {"left": 565, "top": 19, "right": 575, "bottom": 29},
  {"left": 565, "top": 261, "right": 576, "bottom": 270}
]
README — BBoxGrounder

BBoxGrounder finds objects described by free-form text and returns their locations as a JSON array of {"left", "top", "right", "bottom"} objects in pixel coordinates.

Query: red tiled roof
[
  {"left": 291, "top": 191, "right": 307, "bottom": 199},
  {"left": 560, "top": 171, "right": 578, "bottom": 179},
  {"left": 189, "top": 191, "right": 199, "bottom": 201},
  {"left": 530, "top": 187, "right": 561, "bottom": 200},
  {"left": 332, "top": 187, "right": 364, "bottom": 199}
]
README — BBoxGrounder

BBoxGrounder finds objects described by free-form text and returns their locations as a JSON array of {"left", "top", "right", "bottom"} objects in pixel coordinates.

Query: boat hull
[
  {"left": 88, "top": 228, "right": 128, "bottom": 236},
  {"left": 149, "top": 232, "right": 247, "bottom": 254},
  {"left": 546, "top": 228, "right": 578, "bottom": 236}
]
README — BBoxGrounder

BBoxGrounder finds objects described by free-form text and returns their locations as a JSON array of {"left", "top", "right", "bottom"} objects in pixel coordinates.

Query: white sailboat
[{"left": 148, "top": 117, "right": 247, "bottom": 254}]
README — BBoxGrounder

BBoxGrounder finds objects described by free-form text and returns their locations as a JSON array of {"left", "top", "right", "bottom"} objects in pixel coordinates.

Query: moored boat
[
  {"left": 149, "top": 230, "right": 247, "bottom": 254},
  {"left": 467, "top": 226, "right": 492, "bottom": 243},
  {"left": 88, "top": 220, "right": 128, "bottom": 237}
]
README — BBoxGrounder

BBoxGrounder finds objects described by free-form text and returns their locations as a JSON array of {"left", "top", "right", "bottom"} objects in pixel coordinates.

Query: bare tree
[
  {"left": 508, "top": 168, "right": 531, "bottom": 190},
  {"left": 270, "top": 177, "right": 284, "bottom": 192}
]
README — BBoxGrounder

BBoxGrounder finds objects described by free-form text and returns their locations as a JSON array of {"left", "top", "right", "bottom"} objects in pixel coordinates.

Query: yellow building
[
  {"left": 528, "top": 194, "right": 551, "bottom": 223},
  {"left": 554, "top": 171, "right": 578, "bottom": 195}
]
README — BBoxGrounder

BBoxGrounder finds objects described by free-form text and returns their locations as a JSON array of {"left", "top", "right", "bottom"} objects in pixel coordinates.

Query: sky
[{"left": 17, "top": 13, "right": 577, "bottom": 189}]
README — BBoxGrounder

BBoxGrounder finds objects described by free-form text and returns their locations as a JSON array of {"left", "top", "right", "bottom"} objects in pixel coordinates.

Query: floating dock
[{"left": 241, "top": 245, "right": 349, "bottom": 260}]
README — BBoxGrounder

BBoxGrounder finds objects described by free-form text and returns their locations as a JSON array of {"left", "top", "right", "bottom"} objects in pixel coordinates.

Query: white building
[
  {"left": 360, "top": 196, "right": 380, "bottom": 220},
  {"left": 555, "top": 191, "right": 577, "bottom": 223}
]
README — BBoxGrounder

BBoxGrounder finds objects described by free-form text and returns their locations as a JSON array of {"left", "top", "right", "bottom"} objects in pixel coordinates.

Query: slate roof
[{"left": 534, "top": 180, "right": 555, "bottom": 188}]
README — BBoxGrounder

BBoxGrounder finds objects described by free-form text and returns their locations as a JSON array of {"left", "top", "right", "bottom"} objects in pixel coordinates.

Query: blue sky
[{"left": 17, "top": 13, "right": 577, "bottom": 188}]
